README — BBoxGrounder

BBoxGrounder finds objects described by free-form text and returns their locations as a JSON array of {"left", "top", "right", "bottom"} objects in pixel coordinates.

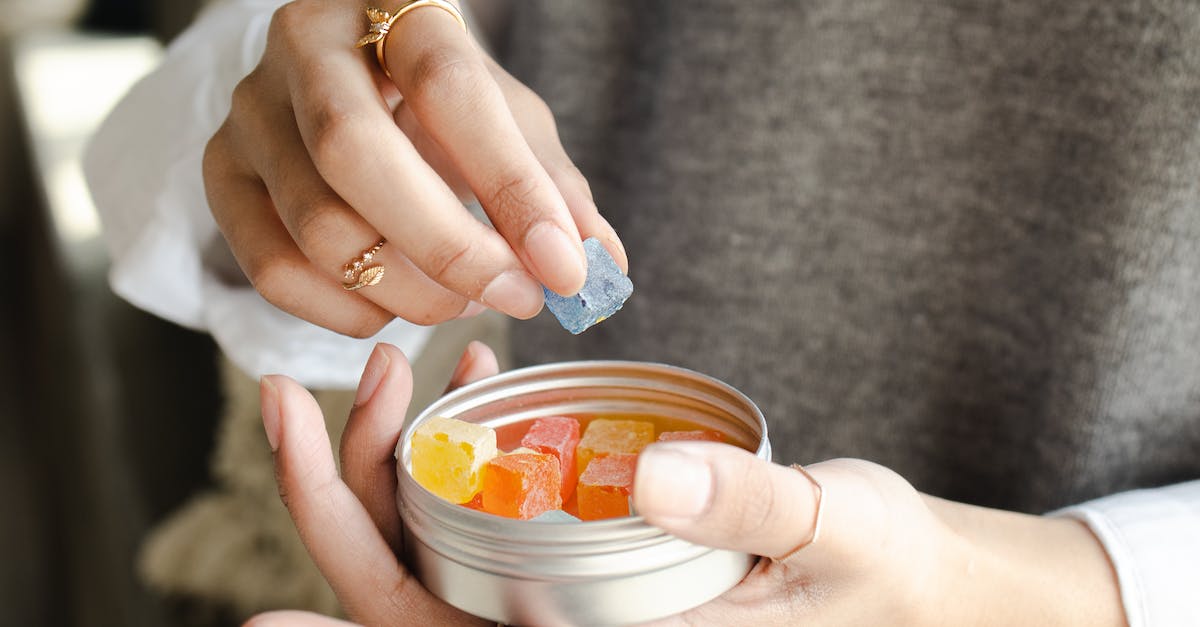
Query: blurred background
[{"left": 0, "top": 0, "right": 227, "bottom": 624}]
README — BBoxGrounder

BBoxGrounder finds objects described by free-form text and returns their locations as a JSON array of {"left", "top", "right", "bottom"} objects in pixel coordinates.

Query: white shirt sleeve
[
  {"left": 83, "top": 0, "right": 433, "bottom": 388},
  {"left": 1054, "top": 480, "right": 1200, "bottom": 627}
]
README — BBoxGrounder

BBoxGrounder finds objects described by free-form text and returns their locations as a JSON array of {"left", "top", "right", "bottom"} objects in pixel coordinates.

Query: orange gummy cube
[
  {"left": 576, "top": 419, "right": 655, "bottom": 476},
  {"left": 657, "top": 430, "right": 723, "bottom": 443},
  {"left": 520, "top": 416, "right": 581, "bottom": 501},
  {"left": 481, "top": 452, "right": 563, "bottom": 520},
  {"left": 577, "top": 453, "right": 638, "bottom": 521}
]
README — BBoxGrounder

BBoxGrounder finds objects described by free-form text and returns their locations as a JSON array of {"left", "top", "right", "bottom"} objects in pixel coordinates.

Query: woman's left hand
[{"left": 246, "top": 343, "right": 1127, "bottom": 626}]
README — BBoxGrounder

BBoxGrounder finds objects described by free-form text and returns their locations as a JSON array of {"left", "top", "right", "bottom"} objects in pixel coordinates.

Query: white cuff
[{"left": 1054, "top": 480, "right": 1200, "bottom": 627}]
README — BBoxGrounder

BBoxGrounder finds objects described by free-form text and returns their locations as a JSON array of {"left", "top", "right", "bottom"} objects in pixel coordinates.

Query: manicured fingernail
[
  {"left": 525, "top": 222, "right": 586, "bottom": 296},
  {"left": 635, "top": 445, "right": 713, "bottom": 518},
  {"left": 456, "top": 300, "right": 486, "bottom": 319},
  {"left": 481, "top": 270, "right": 544, "bottom": 319},
  {"left": 354, "top": 344, "right": 391, "bottom": 408},
  {"left": 260, "top": 376, "right": 281, "bottom": 452}
]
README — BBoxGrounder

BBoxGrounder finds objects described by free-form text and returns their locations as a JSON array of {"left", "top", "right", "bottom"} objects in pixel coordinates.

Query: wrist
[{"left": 925, "top": 497, "right": 1126, "bottom": 627}]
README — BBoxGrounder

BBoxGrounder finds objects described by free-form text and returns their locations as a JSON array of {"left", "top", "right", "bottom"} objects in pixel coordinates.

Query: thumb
[{"left": 632, "top": 442, "right": 823, "bottom": 560}]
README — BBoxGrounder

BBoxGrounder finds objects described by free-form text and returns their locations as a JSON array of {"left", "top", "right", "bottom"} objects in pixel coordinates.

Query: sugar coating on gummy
[
  {"left": 657, "top": 430, "right": 723, "bottom": 443},
  {"left": 576, "top": 418, "right": 655, "bottom": 476},
  {"left": 481, "top": 452, "right": 563, "bottom": 520},
  {"left": 520, "top": 416, "right": 582, "bottom": 501},
  {"left": 577, "top": 453, "right": 638, "bottom": 521},
  {"left": 411, "top": 416, "right": 498, "bottom": 504},
  {"left": 543, "top": 237, "right": 633, "bottom": 334}
]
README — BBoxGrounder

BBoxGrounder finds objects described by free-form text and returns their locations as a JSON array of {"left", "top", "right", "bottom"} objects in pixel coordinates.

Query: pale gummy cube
[
  {"left": 410, "top": 416, "right": 498, "bottom": 504},
  {"left": 543, "top": 237, "right": 633, "bottom": 334},
  {"left": 530, "top": 509, "right": 582, "bottom": 523}
]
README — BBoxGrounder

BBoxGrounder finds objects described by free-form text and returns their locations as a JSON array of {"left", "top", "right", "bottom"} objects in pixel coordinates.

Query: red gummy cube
[
  {"left": 577, "top": 453, "right": 638, "bottom": 521},
  {"left": 481, "top": 452, "right": 563, "bottom": 520},
  {"left": 520, "top": 416, "right": 581, "bottom": 501},
  {"left": 657, "top": 430, "right": 723, "bottom": 443}
]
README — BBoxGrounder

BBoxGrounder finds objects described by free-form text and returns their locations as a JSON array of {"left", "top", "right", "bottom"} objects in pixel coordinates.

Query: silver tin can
[{"left": 396, "top": 361, "right": 770, "bottom": 626}]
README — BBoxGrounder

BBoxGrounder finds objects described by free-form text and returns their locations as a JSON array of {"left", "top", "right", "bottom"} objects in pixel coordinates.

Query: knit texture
[{"left": 504, "top": 0, "right": 1200, "bottom": 513}]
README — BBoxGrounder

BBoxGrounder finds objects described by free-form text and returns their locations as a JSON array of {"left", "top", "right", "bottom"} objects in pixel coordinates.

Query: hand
[
  {"left": 204, "top": 0, "right": 627, "bottom": 336},
  {"left": 250, "top": 344, "right": 1127, "bottom": 626},
  {"left": 632, "top": 449, "right": 1128, "bottom": 626},
  {"left": 248, "top": 341, "right": 498, "bottom": 626}
]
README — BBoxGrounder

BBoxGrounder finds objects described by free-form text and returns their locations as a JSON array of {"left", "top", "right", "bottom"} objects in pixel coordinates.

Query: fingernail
[
  {"left": 456, "top": 300, "right": 486, "bottom": 319},
  {"left": 354, "top": 344, "right": 391, "bottom": 408},
  {"left": 449, "top": 342, "right": 476, "bottom": 384},
  {"left": 635, "top": 446, "right": 713, "bottom": 518},
  {"left": 260, "top": 376, "right": 281, "bottom": 452},
  {"left": 481, "top": 270, "right": 544, "bottom": 319},
  {"left": 605, "top": 235, "right": 629, "bottom": 274},
  {"left": 525, "top": 222, "right": 586, "bottom": 296}
]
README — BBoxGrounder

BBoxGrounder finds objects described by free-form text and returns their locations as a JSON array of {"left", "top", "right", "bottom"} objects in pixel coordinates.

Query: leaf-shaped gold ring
[{"left": 345, "top": 265, "right": 386, "bottom": 291}]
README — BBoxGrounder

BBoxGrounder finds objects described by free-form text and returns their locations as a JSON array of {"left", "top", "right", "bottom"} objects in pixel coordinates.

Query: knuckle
[
  {"left": 406, "top": 47, "right": 488, "bottom": 106},
  {"left": 722, "top": 461, "right": 779, "bottom": 538},
  {"left": 485, "top": 172, "right": 545, "bottom": 227},
  {"left": 268, "top": 1, "right": 313, "bottom": 45},
  {"left": 424, "top": 239, "right": 478, "bottom": 286},
  {"left": 289, "top": 196, "right": 344, "bottom": 251},
  {"left": 306, "top": 102, "right": 365, "bottom": 171},
  {"left": 228, "top": 71, "right": 263, "bottom": 119},
  {"left": 248, "top": 255, "right": 301, "bottom": 309}
]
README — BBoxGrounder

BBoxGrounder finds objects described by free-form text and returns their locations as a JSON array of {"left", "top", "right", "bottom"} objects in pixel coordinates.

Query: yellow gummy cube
[
  {"left": 411, "top": 416, "right": 498, "bottom": 504},
  {"left": 576, "top": 419, "right": 655, "bottom": 476}
]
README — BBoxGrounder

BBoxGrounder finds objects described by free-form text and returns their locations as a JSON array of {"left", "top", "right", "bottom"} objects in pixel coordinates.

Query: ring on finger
[
  {"left": 356, "top": 1, "right": 468, "bottom": 79},
  {"left": 772, "top": 463, "right": 825, "bottom": 562},
  {"left": 343, "top": 238, "right": 387, "bottom": 291}
]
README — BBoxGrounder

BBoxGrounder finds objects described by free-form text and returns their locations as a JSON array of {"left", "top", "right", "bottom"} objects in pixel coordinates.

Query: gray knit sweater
[{"left": 503, "top": 0, "right": 1200, "bottom": 514}]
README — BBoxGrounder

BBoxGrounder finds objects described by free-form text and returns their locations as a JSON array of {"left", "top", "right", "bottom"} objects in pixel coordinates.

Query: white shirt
[
  {"left": 83, "top": 0, "right": 431, "bottom": 389},
  {"left": 83, "top": 1, "right": 1200, "bottom": 624}
]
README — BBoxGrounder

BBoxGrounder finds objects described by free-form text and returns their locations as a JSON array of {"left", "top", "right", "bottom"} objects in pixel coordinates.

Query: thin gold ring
[
  {"left": 356, "top": 1, "right": 468, "bottom": 80},
  {"left": 343, "top": 239, "right": 387, "bottom": 291},
  {"left": 772, "top": 463, "right": 824, "bottom": 562}
]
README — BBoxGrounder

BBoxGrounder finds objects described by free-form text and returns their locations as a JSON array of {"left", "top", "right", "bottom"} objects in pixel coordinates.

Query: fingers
[
  {"left": 204, "top": 141, "right": 393, "bottom": 338},
  {"left": 285, "top": 27, "right": 545, "bottom": 319},
  {"left": 632, "top": 442, "right": 825, "bottom": 560},
  {"left": 445, "top": 340, "right": 500, "bottom": 393},
  {"left": 250, "top": 116, "right": 471, "bottom": 325},
  {"left": 384, "top": 10, "right": 588, "bottom": 296},
  {"left": 260, "top": 374, "right": 476, "bottom": 625},
  {"left": 339, "top": 344, "right": 413, "bottom": 552}
]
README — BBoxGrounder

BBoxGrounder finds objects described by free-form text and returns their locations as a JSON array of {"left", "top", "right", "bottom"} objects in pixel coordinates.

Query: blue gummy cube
[
  {"left": 543, "top": 237, "right": 633, "bottom": 334},
  {"left": 530, "top": 509, "right": 582, "bottom": 523}
]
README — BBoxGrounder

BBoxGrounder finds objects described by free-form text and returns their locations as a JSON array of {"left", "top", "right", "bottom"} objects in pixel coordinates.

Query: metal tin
[{"left": 397, "top": 361, "right": 770, "bottom": 626}]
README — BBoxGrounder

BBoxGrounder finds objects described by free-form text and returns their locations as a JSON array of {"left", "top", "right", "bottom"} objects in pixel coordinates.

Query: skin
[
  {"left": 204, "top": 0, "right": 627, "bottom": 336},
  {"left": 247, "top": 342, "right": 1127, "bottom": 627}
]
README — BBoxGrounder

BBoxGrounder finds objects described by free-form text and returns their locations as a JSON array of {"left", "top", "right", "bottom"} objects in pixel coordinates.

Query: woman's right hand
[{"left": 204, "top": 0, "right": 626, "bottom": 336}]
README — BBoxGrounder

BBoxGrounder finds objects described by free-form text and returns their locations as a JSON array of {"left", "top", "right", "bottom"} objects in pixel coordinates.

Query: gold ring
[
  {"left": 772, "top": 464, "right": 824, "bottom": 562},
  {"left": 356, "top": 1, "right": 468, "bottom": 80},
  {"left": 343, "top": 239, "right": 386, "bottom": 291}
]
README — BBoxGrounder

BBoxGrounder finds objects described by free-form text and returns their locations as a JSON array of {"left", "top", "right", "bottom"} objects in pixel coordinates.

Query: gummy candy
[
  {"left": 543, "top": 237, "right": 633, "bottom": 334},
  {"left": 657, "top": 430, "right": 723, "bottom": 443},
  {"left": 576, "top": 418, "right": 655, "bottom": 476},
  {"left": 530, "top": 509, "right": 582, "bottom": 523},
  {"left": 481, "top": 452, "right": 563, "bottom": 520},
  {"left": 577, "top": 453, "right": 638, "bottom": 521},
  {"left": 411, "top": 416, "right": 498, "bottom": 504},
  {"left": 520, "top": 416, "right": 581, "bottom": 501}
]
